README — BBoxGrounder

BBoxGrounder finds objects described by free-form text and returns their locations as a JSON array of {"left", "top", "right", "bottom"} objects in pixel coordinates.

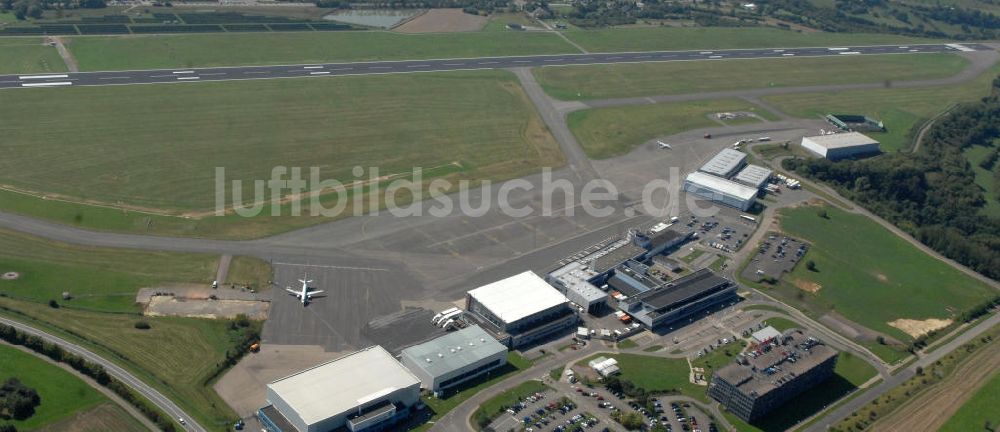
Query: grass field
[
  {"left": 34, "top": 403, "right": 148, "bottom": 432},
  {"left": 0, "top": 228, "right": 224, "bottom": 312},
  {"left": 0, "top": 297, "right": 249, "bottom": 429},
  {"left": 762, "top": 316, "right": 801, "bottom": 332},
  {"left": 764, "top": 58, "right": 1000, "bottom": 152},
  {"left": 578, "top": 353, "right": 707, "bottom": 401},
  {"left": 560, "top": 27, "right": 934, "bottom": 53},
  {"left": 938, "top": 368, "right": 1000, "bottom": 432},
  {"left": 691, "top": 340, "right": 747, "bottom": 374},
  {"left": 0, "top": 343, "right": 108, "bottom": 430},
  {"left": 568, "top": 98, "right": 774, "bottom": 159},
  {"left": 964, "top": 143, "right": 1000, "bottom": 218},
  {"left": 534, "top": 54, "right": 968, "bottom": 100},
  {"left": 65, "top": 31, "right": 576, "bottom": 71},
  {"left": 0, "top": 38, "right": 67, "bottom": 74},
  {"left": 771, "top": 204, "right": 995, "bottom": 345},
  {"left": 0, "top": 70, "right": 562, "bottom": 239}
]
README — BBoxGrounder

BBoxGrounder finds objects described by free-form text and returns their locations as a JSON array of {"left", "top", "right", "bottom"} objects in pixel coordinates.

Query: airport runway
[{"left": 0, "top": 43, "right": 987, "bottom": 89}]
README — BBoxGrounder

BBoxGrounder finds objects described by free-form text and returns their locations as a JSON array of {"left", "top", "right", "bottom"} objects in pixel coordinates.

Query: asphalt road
[
  {"left": 0, "top": 43, "right": 986, "bottom": 89},
  {"left": 0, "top": 316, "right": 206, "bottom": 432}
]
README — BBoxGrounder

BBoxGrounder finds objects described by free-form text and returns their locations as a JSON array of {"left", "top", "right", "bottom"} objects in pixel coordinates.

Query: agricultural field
[
  {"left": 763, "top": 58, "right": 1000, "bottom": 152},
  {"left": 568, "top": 98, "right": 775, "bottom": 159},
  {"left": 0, "top": 228, "right": 222, "bottom": 312},
  {"left": 0, "top": 38, "right": 67, "bottom": 74},
  {"left": 33, "top": 403, "right": 148, "bottom": 432},
  {"left": 0, "top": 70, "right": 562, "bottom": 239},
  {"left": 768, "top": 204, "right": 995, "bottom": 353},
  {"left": 0, "top": 343, "right": 108, "bottom": 430},
  {"left": 560, "top": 27, "right": 934, "bottom": 54},
  {"left": 938, "top": 368, "right": 1000, "bottom": 432},
  {"left": 533, "top": 53, "right": 969, "bottom": 100},
  {"left": 65, "top": 31, "right": 576, "bottom": 71},
  {"left": 0, "top": 297, "right": 254, "bottom": 429}
]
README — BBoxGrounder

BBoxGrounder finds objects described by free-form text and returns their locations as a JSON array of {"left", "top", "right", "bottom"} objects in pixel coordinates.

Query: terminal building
[
  {"left": 708, "top": 330, "right": 838, "bottom": 422},
  {"left": 733, "top": 164, "right": 773, "bottom": 190},
  {"left": 400, "top": 325, "right": 507, "bottom": 396},
  {"left": 698, "top": 148, "right": 748, "bottom": 178},
  {"left": 618, "top": 269, "right": 738, "bottom": 329},
  {"left": 546, "top": 261, "right": 609, "bottom": 314},
  {"left": 466, "top": 271, "right": 578, "bottom": 348},
  {"left": 259, "top": 346, "right": 421, "bottom": 432},
  {"left": 684, "top": 171, "right": 759, "bottom": 211},
  {"left": 800, "top": 132, "right": 880, "bottom": 160}
]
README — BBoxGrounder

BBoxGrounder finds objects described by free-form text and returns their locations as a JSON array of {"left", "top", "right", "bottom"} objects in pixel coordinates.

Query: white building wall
[{"left": 800, "top": 138, "right": 829, "bottom": 158}]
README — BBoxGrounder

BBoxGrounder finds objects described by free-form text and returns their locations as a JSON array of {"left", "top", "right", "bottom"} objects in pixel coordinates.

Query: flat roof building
[
  {"left": 709, "top": 331, "right": 838, "bottom": 422},
  {"left": 620, "top": 269, "right": 737, "bottom": 329},
  {"left": 466, "top": 271, "right": 577, "bottom": 348},
  {"left": 546, "top": 261, "right": 609, "bottom": 314},
  {"left": 684, "top": 171, "right": 758, "bottom": 211},
  {"left": 588, "top": 357, "right": 620, "bottom": 377},
  {"left": 699, "top": 148, "right": 748, "bottom": 178},
  {"left": 733, "top": 164, "right": 773, "bottom": 189},
  {"left": 400, "top": 326, "right": 507, "bottom": 395},
  {"left": 259, "top": 346, "right": 421, "bottom": 432},
  {"left": 801, "top": 132, "right": 880, "bottom": 160}
]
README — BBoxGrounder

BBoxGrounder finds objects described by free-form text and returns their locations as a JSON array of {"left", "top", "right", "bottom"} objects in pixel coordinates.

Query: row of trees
[
  {"left": 0, "top": 0, "right": 105, "bottom": 20},
  {"left": 0, "top": 324, "right": 176, "bottom": 432},
  {"left": 784, "top": 76, "right": 1000, "bottom": 282}
]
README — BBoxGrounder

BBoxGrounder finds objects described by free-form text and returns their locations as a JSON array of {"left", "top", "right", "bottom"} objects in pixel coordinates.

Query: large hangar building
[
  {"left": 801, "top": 132, "right": 880, "bottom": 160},
  {"left": 400, "top": 325, "right": 507, "bottom": 396},
  {"left": 259, "top": 346, "right": 421, "bottom": 432},
  {"left": 466, "top": 271, "right": 577, "bottom": 348},
  {"left": 683, "top": 171, "right": 758, "bottom": 211},
  {"left": 698, "top": 148, "right": 748, "bottom": 178}
]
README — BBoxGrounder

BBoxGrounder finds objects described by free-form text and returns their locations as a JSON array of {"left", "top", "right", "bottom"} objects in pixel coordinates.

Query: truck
[{"left": 432, "top": 307, "right": 460, "bottom": 325}]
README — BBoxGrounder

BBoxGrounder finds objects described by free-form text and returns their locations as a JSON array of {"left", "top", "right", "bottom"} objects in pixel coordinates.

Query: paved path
[
  {"left": 0, "top": 316, "right": 206, "bottom": 432},
  {"left": 0, "top": 43, "right": 983, "bottom": 89}
]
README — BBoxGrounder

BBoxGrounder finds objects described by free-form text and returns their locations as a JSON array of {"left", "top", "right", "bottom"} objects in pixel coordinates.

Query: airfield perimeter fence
[{"left": 0, "top": 12, "right": 355, "bottom": 36}]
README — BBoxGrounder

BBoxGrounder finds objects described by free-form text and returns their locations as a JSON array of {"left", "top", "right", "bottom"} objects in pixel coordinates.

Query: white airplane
[
  {"left": 656, "top": 140, "right": 672, "bottom": 149},
  {"left": 285, "top": 275, "right": 323, "bottom": 305}
]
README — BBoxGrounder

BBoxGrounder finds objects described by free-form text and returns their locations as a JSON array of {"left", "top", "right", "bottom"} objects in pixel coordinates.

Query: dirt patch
[
  {"left": 821, "top": 311, "right": 905, "bottom": 347},
  {"left": 137, "top": 283, "right": 270, "bottom": 319},
  {"left": 394, "top": 9, "right": 487, "bottom": 33},
  {"left": 888, "top": 318, "right": 953, "bottom": 339},
  {"left": 1, "top": 272, "right": 19, "bottom": 280},
  {"left": 876, "top": 335, "right": 1000, "bottom": 432},
  {"left": 875, "top": 272, "right": 889, "bottom": 283},
  {"left": 791, "top": 278, "right": 822, "bottom": 293},
  {"left": 145, "top": 296, "right": 269, "bottom": 320}
]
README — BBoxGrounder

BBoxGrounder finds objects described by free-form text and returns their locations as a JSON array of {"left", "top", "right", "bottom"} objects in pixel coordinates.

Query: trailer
[{"left": 432, "top": 307, "right": 461, "bottom": 325}]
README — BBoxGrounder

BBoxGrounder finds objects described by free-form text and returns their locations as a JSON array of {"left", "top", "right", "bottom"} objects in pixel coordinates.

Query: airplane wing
[
  {"left": 285, "top": 288, "right": 301, "bottom": 297},
  {"left": 305, "top": 290, "right": 325, "bottom": 297}
]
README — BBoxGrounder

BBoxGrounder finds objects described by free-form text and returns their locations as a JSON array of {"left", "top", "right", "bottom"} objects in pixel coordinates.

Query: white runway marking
[
  {"left": 21, "top": 81, "right": 72, "bottom": 87},
  {"left": 273, "top": 262, "right": 389, "bottom": 272},
  {"left": 172, "top": 70, "right": 195, "bottom": 74},
  {"left": 309, "top": 71, "right": 330, "bottom": 75},
  {"left": 19, "top": 74, "right": 68, "bottom": 80},
  {"left": 176, "top": 76, "right": 200, "bottom": 80},
  {"left": 303, "top": 66, "right": 324, "bottom": 69}
]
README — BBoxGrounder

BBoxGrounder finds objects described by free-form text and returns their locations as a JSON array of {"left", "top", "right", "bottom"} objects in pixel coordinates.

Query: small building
[
  {"left": 699, "top": 148, "right": 748, "bottom": 178},
  {"left": 684, "top": 171, "right": 758, "bottom": 211},
  {"left": 708, "top": 331, "right": 838, "bottom": 422},
  {"left": 733, "top": 164, "right": 773, "bottom": 189},
  {"left": 259, "top": 346, "right": 421, "bottom": 432},
  {"left": 801, "top": 132, "right": 880, "bottom": 160},
  {"left": 466, "top": 271, "right": 577, "bottom": 348},
  {"left": 751, "top": 326, "right": 782, "bottom": 344},
  {"left": 546, "top": 261, "right": 609, "bottom": 314},
  {"left": 399, "top": 325, "right": 507, "bottom": 396},
  {"left": 587, "top": 357, "right": 620, "bottom": 377},
  {"left": 620, "top": 269, "right": 737, "bottom": 329}
]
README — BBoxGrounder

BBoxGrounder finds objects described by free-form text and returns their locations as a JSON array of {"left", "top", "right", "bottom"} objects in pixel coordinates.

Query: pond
[{"left": 323, "top": 9, "right": 420, "bottom": 28}]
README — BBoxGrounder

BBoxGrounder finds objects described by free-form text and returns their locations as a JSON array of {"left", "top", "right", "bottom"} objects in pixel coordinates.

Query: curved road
[{"left": 0, "top": 316, "right": 206, "bottom": 432}]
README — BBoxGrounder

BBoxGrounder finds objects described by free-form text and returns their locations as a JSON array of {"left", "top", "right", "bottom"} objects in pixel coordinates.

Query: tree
[
  {"left": 47, "top": 300, "right": 58, "bottom": 309},
  {"left": 806, "top": 260, "right": 818, "bottom": 272},
  {"left": 134, "top": 321, "right": 151, "bottom": 330},
  {"left": 0, "top": 379, "right": 40, "bottom": 421},
  {"left": 877, "top": 335, "right": 887, "bottom": 345},
  {"left": 817, "top": 209, "right": 829, "bottom": 219}
]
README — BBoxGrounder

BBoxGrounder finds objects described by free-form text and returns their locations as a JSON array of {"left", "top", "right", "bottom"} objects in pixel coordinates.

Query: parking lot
[
  {"left": 558, "top": 378, "right": 721, "bottom": 432},
  {"left": 488, "top": 387, "right": 607, "bottom": 432},
  {"left": 681, "top": 206, "right": 758, "bottom": 254},
  {"left": 741, "top": 232, "right": 809, "bottom": 282}
]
